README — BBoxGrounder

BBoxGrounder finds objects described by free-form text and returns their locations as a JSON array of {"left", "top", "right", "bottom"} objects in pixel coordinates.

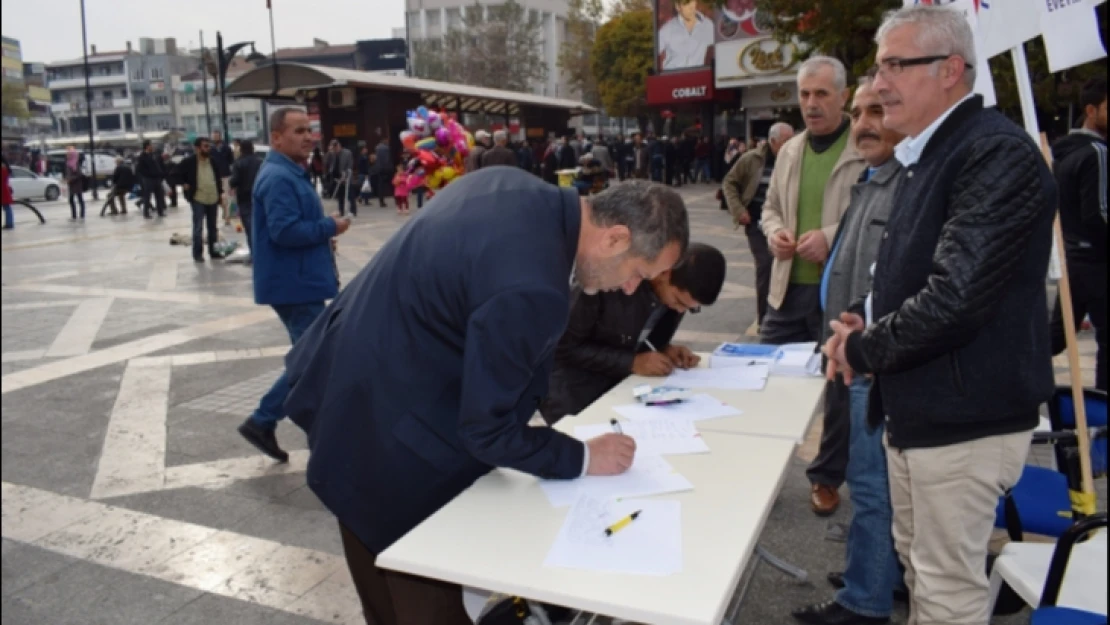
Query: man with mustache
[
  {"left": 824, "top": 7, "right": 1055, "bottom": 623},
  {"left": 760, "top": 55, "right": 866, "bottom": 516},
  {"left": 792, "top": 77, "right": 906, "bottom": 625}
]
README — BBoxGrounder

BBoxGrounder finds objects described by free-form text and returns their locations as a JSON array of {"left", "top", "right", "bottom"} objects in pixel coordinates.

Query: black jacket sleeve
[
  {"left": 645, "top": 310, "right": 683, "bottom": 352},
  {"left": 1077, "top": 144, "right": 1108, "bottom": 258},
  {"left": 554, "top": 291, "right": 637, "bottom": 378},
  {"left": 847, "top": 135, "right": 1050, "bottom": 375}
]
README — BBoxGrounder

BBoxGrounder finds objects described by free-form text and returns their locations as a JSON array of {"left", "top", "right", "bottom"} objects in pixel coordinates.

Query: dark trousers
[
  {"left": 1051, "top": 259, "right": 1107, "bottom": 390},
  {"left": 339, "top": 523, "right": 471, "bottom": 625},
  {"left": 68, "top": 189, "right": 86, "bottom": 219},
  {"left": 808, "top": 374, "right": 850, "bottom": 489},
  {"left": 760, "top": 283, "right": 823, "bottom": 345},
  {"left": 376, "top": 172, "right": 391, "bottom": 207},
  {"left": 109, "top": 188, "right": 128, "bottom": 213},
  {"left": 335, "top": 177, "right": 351, "bottom": 216},
  {"left": 238, "top": 203, "right": 253, "bottom": 252},
  {"left": 745, "top": 224, "right": 773, "bottom": 326},
  {"left": 142, "top": 177, "right": 166, "bottom": 217},
  {"left": 190, "top": 201, "right": 219, "bottom": 260}
]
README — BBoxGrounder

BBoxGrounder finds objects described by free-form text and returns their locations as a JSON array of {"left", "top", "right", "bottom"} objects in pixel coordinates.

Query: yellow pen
[{"left": 603, "top": 510, "right": 642, "bottom": 537}]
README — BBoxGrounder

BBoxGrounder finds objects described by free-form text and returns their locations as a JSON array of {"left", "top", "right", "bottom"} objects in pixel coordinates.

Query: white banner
[
  {"left": 1039, "top": 0, "right": 1107, "bottom": 72},
  {"left": 978, "top": 0, "right": 1042, "bottom": 58}
]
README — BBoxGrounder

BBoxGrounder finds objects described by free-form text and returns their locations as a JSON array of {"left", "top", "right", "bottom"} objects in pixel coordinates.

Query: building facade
[
  {"left": 403, "top": 0, "right": 572, "bottom": 99},
  {"left": 172, "top": 68, "right": 266, "bottom": 142},
  {"left": 48, "top": 38, "right": 195, "bottom": 136}
]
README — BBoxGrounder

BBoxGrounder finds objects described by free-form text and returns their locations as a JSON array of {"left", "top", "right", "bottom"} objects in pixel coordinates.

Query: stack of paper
[
  {"left": 540, "top": 455, "right": 694, "bottom": 507},
  {"left": 573, "top": 418, "right": 711, "bottom": 456},
  {"left": 709, "top": 342, "right": 780, "bottom": 369},
  {"left": 544, "top": 495, "right": 682, "bottom": 576},
  {"left": 612, "top": 393, "right": 743, "bottom": 423},
  {"left": 663, "top": 364, "right": 770, "bottom": 391},
  {"left": 772, "top": 342, "right": 822, "bottom": 377}
]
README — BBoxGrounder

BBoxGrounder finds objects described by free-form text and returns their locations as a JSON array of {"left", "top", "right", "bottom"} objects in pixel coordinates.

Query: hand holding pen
[{"left": 584, "top": 419, "right": 636, "bottom": 477}]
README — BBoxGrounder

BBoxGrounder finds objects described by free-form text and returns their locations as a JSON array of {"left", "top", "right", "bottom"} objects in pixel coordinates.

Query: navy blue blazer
[{"left": 284, "top": 166, "right": 588, "bottom": 553}]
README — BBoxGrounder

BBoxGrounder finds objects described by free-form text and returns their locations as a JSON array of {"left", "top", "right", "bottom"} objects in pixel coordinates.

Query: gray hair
[
  {"left": 588, "top": 180, "right": 689, "bottom": 260},
  {"left": 492, "top": 129, "right": 508, "bottom": 144},
  {"left": 768, "top": 122, "right": 793, "bottom": 143},
  {"left": 798, "top": 55, "right": 848, "bottom": 92},
  {"left": 875, "top": 6, "right": 977, "bottom": 89}
]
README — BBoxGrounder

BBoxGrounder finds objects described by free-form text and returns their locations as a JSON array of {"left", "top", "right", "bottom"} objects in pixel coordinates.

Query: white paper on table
[
  {"left": 663, "top": 364, "right": 770, "bottom": 391},
  {"left": 612, "top": 393, "right": 743, "bottom": 423},
  {"left": 772, "top": 350, "right": 822, "bottom": 377},
  {"left": 544, "top": 495, "right": 682, "bottom": 576},
  {"left": 574, "top": 418, "right": 710, "bottom": 456},
  {"left": 539, "top": 455, "right": 694, "bottom": 508}
]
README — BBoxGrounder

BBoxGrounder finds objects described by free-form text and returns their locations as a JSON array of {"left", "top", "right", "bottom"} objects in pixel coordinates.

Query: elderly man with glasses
[{"left": 823, "top": 6, "right": 1056, "bottom": 624}]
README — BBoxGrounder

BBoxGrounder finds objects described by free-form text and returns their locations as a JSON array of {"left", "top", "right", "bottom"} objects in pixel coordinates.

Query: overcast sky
[{"left": 1, "top": 0, "right": 406, "bottom": 63}]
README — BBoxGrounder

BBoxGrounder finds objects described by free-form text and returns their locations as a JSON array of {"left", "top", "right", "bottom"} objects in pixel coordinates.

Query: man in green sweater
[{"left": 760, "top": 55, "right": 866, "bottom": 516}]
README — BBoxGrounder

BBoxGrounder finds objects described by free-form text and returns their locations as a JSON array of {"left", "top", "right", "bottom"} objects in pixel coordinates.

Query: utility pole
[
  {"left": 199, "top": 30, "right": 212, "bottom": 136},
  {"left": 79, "top": 0, "right": 99, "bottom": 200}
]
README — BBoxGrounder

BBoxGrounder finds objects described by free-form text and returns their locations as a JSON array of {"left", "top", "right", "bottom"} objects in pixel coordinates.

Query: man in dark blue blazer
[{"left": 283, "top": 169, "right": 688, "bottom": 624}]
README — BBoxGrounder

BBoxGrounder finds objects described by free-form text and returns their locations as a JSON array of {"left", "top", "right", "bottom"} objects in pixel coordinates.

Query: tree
[
  {"left": 410, "top": 0, "right": 547, "bottom": 93},
  {"left": 2, "top": 82, "right": 29, "bottom": 125},
  {"left": 557, "top": 0, "right": 605, "bottom": 105},
  {"left": 592, "top": 8, "right": 655, "bottom": 130},
  {"left": 750, "top": 0, "right": 1107, "bottom": 131}
]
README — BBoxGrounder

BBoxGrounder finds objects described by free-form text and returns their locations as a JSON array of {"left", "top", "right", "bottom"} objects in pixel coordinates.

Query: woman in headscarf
[{"left": 65, "top": 145, "right": 86, "bottom": 220}]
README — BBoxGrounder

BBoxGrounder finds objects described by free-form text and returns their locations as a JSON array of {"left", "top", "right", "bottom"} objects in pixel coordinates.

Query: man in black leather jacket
[
  {"left": 540, "top": 242, "right": 726, "bottom": 424},
  {"left": 823, "top": 8, "right": 1056, "bottom": 624}
]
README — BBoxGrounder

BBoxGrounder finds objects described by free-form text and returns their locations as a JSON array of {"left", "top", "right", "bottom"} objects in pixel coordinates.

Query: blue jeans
[
  {"left": 835, "top": 377, "right": 903, "bottom": 618},
  {"left": 249, "top": 301, "right": 326, "bottom": 431},
  {"left": 3, "top": 204, "right": 12, "bottom": 228},
  {"left": 414, "top": 187, "right": 425, "bottom": 208}
]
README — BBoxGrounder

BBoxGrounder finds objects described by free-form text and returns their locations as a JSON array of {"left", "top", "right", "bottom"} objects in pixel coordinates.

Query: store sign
[
  {"left": 715, "top": 38, "right": 803, "bottom": 89},
  {"left": 646, "top": 69, "right": 715, "bottom": 105},
  {"left": 333, "top": 123, "right": 357, "bottom": 138},
  {"left": 742, "top": 82, "right": 799, "bottom": 109}
]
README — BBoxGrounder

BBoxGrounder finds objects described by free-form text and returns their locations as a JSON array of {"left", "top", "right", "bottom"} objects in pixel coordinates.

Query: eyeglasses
[{"left": 867, "top": 55, "right": 961, "bottom": 80}]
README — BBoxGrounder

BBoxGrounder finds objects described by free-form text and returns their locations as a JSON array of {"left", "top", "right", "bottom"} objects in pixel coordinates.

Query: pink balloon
[{"left": 434, "top": 127, "right": 452, "bottom": 147}]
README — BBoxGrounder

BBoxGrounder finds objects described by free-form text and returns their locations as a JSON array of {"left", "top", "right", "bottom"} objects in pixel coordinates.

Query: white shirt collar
[{"left": 894, "top": 93, "right": 975, "bottom": 167}]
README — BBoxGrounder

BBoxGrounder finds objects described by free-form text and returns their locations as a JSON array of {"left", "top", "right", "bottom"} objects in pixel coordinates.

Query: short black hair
[
  {"left": 1080, "top": 76, "right": 1107, "bottom": 110},
  {"left": 193, "top": 137, "right": 209, "bottom": 148},
  {"left": 142, "top": 140, "right": 152, "bottom": 149},
  {"left": 668, "top": 242, "right": 726, "bottom": 307},
  {"left": 239, "top": 139, "right": 254, "bottom": 155}
]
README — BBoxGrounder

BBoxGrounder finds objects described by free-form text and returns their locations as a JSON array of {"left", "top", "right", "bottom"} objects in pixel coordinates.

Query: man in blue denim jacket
[{"left": 237, "top": 107, "right": 351, "bottom": 461}]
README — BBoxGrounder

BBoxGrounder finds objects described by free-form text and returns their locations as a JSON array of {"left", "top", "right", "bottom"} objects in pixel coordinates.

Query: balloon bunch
[{"left": 397, "top": 106, "right": 475, "bottom": 196}]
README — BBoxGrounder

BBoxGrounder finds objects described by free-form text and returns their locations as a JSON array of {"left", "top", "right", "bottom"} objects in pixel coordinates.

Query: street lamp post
[
  {"left": 214, "top": 32, "right": 263, "bottom": 143},
  {"left": 79, "top": 0, "right": 98, "bottom": 200}
]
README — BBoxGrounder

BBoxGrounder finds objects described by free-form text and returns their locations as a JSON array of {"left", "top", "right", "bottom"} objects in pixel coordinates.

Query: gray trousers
[{"left": 761, "top": 284, "right": 849, "bottom": 488}]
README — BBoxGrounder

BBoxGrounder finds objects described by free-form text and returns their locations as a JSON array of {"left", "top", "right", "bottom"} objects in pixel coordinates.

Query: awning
[
  {"left": 225, "top": 62, "right": 596, "bottom": 116},
  {"left": 41, "top": 130, "right": 183, "bottom": 148}
]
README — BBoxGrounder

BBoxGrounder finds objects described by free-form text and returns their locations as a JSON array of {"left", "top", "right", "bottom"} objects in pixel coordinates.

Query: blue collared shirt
[{"left": 820, "top": 166, "right": 879, "bottom": 311}]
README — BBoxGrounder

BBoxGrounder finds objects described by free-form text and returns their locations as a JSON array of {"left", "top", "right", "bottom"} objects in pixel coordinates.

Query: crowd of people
[{"left": 226, "top": 6, "right": 1105, "bottom": 625}]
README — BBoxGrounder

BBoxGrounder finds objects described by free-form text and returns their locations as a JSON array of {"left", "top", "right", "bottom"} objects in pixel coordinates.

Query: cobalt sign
[{"left": 647, "top": 68, "right": 715, "bottom": 105}]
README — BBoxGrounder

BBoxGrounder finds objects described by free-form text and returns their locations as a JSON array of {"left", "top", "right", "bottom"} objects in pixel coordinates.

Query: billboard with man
[{"left": 655, "top": 0, "right": 716, "bottom": 72}]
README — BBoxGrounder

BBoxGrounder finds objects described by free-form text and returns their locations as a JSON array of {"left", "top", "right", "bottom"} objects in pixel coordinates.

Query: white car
[{"left": 7, "top": 166, "right": 62, "bottom": 202}]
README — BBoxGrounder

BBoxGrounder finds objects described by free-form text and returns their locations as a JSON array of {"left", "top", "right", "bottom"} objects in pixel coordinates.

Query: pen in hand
[{"left": 610, "top": 418, "right": 623, "bottom": 435}]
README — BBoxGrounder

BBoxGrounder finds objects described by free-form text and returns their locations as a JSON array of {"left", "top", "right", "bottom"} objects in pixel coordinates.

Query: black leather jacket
[
  {"left": 845, "top": 97, "right": 1056, "bottom": 449},
  {"left": 540, "top": 284, "right": 682, "bottom": 424}
]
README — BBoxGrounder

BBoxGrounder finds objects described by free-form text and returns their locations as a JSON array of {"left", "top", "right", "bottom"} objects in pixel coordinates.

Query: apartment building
[
  {"left": 403, "top": 0, "right": 572, "bottom": 99},
  {"left": 48, "top": 38, "right": 195, "bottom": 135},
  {"left": 172, "top": 57, "right": 266, "bottom": 141},
  {"left": 1, "top": 36, "right": 52, "bottom": 141}
]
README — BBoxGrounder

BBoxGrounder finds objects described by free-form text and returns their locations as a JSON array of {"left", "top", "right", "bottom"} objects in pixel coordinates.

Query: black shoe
[
  {"left": 827, "top": 572, "right": 909, "bottom": 604},
  {"left": 237, "top": 418, "right": 289, "bottom": 462},
  {"left": 792, "top": 600, "right": 888, "bottom": 625},
  {"left": 194, "top": 257, "right": 204, "bottom": 263}
]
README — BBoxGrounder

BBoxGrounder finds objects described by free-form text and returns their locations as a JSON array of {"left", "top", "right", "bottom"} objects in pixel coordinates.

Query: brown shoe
[{"left": 811, "top": 484, "right": 840, "bottom": 516}]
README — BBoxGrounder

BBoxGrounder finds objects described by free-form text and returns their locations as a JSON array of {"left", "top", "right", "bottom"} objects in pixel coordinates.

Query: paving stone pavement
[{"left": 1, "top": 186, "right": 1102, "bottom": 625}]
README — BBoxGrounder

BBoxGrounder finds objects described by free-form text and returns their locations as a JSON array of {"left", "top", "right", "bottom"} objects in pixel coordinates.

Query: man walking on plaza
[
  {"left": 761, "top": 55, "right": 866, "bottom": 516},
  {"left": 108, "top": 157, "right": 134, "bottom": 215},
  {"left": 179, "top": 137, "right": 224, "bottom": 263},
  {"left": 237, "top": 108, "right": 351, "bottom": 462},
  {"left": 229, "top": 139, "right": 263, "bottom": 254},
  {"left": 210, "top": 130, "right": 235, "bottom": 225},
  {"left": 1050, "top": 76, "right": 1106, "bottom": 391},
  {"left": 792, "top": 77, "right": 906, "bottom": 625},
  {"left": 281, "top": 173, "right": 687, "bottom": 624},
  {"left": 824, "top": 7, "right": 1056, "bottom": 624},
  {"left": 479, "top": 130, "right": 518, "bottom": 168},
  {"left": 372, "top": 136, "right": 393, "bottom": 208},
  {"left": 328, "top": 139, "right": 354, "bottom": 216},
  {"left": 723, "top": 121, "right": 794, "bottom": 333},
  {"left": 136, "top": 140, "right": 166, "bottom": 219}
]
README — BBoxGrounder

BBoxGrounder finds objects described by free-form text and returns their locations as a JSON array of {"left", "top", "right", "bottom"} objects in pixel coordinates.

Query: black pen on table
[{"left": 610, "top": 418, "right": 623, "bottom": 435}]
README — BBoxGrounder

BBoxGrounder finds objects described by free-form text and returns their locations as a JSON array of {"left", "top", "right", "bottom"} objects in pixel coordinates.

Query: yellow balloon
[
  {"left": 465, "top": 132, "right": 475, "bottom": 148},
  {"left": 440, "top": 166, "right": 457, "bottom": 182},
  {"left": 427, "top": 169, "right": 445, "bottom": 190}
]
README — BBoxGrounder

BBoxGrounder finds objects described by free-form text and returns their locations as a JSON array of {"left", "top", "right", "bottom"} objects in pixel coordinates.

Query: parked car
[
  {"left": 44, "top": 150, "right": 118, "bottom": 188},
  {"left": 7, "top": 166, "right": 62, "bottom": 202}
]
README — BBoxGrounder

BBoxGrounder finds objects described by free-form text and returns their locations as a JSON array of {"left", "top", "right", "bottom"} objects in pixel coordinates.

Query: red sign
[{"left": 646, "top": 69, "right": 715, "bottom": 105}]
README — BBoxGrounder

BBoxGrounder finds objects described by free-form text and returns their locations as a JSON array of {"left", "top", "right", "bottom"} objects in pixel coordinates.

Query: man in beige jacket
[{"left": 760, "top": 55, "right": 866, "bottom": 516}]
